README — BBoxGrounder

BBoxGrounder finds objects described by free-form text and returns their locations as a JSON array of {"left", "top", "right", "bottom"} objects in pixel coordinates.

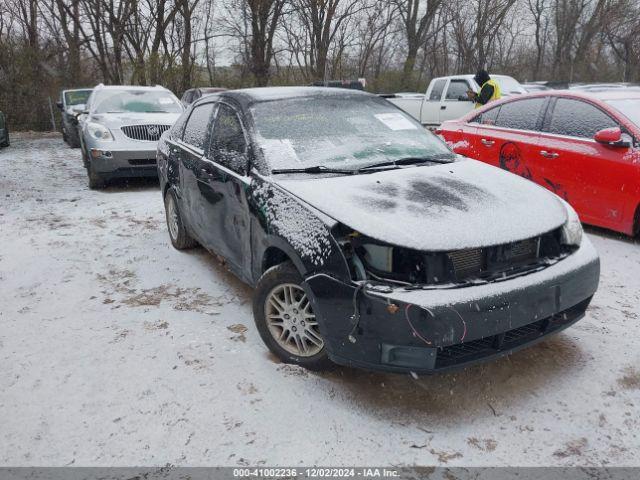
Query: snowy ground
[{"left": 0, "top": 134, "right": 639, "bottom": 467}]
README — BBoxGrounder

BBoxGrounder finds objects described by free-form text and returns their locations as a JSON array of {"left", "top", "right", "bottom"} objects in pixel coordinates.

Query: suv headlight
[
  {"left": 86, "top": 122, "right": 114, "bottom": 141},
  {"left": 560, "top": 201, "right": 583, "bottom": 247}
]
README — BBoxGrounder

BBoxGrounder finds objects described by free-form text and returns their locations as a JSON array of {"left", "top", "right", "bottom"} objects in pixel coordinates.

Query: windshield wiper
[
  {"left": 271, "top": 165, "right": 356, "bottom": 175},
  {"left": 357, "top": 154, "right": 455, "bottom": 171}
]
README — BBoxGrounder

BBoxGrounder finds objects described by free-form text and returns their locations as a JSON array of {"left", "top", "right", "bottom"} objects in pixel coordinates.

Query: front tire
[
  {"left": 87, "top": 161, "right": 106, "bottom": 189},
  {"left": 253, "top": 262, "right": 332, "bottom": 371},
  {"left": 68, "top": 132, "right": 80, "bottom": 148},
  {"left": 164, "top": 187, "right": 197, "bottom": 249}
]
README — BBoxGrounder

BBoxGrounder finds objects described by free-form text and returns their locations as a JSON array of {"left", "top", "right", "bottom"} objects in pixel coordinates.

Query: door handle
[
  {"left": 481, "top": 138, "right": 495, "bottom": 146},
  {"left": 540, "top": 150, "right": 559, "bottom": 159},
  {"left": 440, "top": 105, "right": 447, "bottom": 110}
]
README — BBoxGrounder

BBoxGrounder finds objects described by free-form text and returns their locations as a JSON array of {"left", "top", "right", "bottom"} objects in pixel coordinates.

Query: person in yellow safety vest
[{"left": 466, "top": 69, "right": 501, "bottom": 108}]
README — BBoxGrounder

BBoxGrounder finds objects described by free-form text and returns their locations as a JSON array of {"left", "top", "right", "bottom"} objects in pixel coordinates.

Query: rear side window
[
  {"left": 445, "top": 80, "right": 469, "bottom": 100},
  {"left": 494, "top": 98, "right": 546, "bottom": 131},
  {"left": 210, "top": 104, "right": 247, "bottom": 173},
  {"left": 471, "top": 106, "right": 500, "bottom": 125},
  {"left": 182, "top": 103, "right": 215, "bottom": 149},
  {"left": 546, "top": 98, "right": 617, "bottom": 138},
  {"left": 429, "top": 79, "right": 447, "bottom": 101}
]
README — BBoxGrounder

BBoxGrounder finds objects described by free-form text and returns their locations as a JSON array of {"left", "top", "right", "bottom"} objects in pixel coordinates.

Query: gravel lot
[{"left": 1, "top": 134, "right": 639, "bottom": 467}]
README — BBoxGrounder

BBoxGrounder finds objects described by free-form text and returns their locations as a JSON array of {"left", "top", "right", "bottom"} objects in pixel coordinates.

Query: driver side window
[
  {"left": 445, "top": 80, "right": 470, "bottom": 101},
  {"left": 210, "top": 104, "right": 248, "bottom": 174}
]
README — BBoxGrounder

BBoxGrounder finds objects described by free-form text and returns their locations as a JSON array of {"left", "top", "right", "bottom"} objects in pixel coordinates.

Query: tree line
[{"left": 1, "top": 0, "right": 639, "bottom": 130}]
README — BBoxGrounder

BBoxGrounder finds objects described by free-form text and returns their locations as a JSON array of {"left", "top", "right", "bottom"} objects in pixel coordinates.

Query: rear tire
[
  {"left": 164, "top": 187, "right": 197, "bottom": 249},
  {"left": 253, "top": 262, "right": 333, "bottom": 371}
]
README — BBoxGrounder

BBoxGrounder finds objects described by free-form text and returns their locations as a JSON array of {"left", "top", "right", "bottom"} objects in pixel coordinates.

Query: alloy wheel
[
  {"left": 166, "top": 194, "right": 179, "bottom": 241},
  {"left": 264, "top": 283, "right": 324, "bottom": 357}
]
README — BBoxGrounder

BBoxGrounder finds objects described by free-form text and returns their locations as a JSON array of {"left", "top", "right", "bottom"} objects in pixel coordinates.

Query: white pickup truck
[{"left": 386, "top": 74, "right": 526, "bottom": 128}]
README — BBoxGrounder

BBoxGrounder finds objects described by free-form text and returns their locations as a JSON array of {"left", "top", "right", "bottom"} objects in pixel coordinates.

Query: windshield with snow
[
  {"left": 92, "top": 90, "right": 182, "bottom": 114},
  {"left": 605, "top": 99, "right": 640, "bottom": 127},
  {"left": 250, "top": 95, "right": 452, "bottom": 170}
]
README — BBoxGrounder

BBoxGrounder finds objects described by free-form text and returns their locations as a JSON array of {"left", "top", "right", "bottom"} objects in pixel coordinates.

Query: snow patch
[{"left": 252, "top": 181, "right": 332, "bottom": 266}]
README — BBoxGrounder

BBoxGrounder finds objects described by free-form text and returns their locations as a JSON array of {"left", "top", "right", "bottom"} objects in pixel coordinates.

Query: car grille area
[
  {"left": 121, "top": 124, "right": 170, "bottom": 142},
  {"left": 434, "top": 297, "right": 591, "bottom": 369},
  {"left": 128, "top": 158, "right": 157, "bottom": 166},
  {"left": 447, "top": 237, "right": 540, "bottom": 282},
  {"left": 349, "top": 228, "right": 568, "bottom": 287}
]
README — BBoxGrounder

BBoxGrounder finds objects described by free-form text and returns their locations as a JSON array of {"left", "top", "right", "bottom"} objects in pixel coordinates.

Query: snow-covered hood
[
  {"left": 89, "top": 112, "right": 181, "bottom": 128},
  {"left": 275, "top": 159, "right": 568, "bottom": 251}
]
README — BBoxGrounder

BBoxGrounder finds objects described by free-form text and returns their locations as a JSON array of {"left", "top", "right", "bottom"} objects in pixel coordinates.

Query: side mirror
[
  {"left": 594, "top": 127, "right": 630, "bottom": 148},
  {"left": 56, "top": 101, "right": 63, "bottom": 110}
]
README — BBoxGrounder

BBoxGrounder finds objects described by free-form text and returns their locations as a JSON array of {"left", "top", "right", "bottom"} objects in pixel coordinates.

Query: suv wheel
[
  {"left": 164, "top": 188, "right": 197, "bottom": 249},
  {"left": 253, "top": 262, "right": 333, "bottom": 371}
]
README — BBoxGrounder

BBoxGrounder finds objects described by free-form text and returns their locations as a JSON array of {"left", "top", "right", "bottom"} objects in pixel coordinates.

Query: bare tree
[
  {"left": 393, "top": 0, "right": 443, "bottom": 90},
  {"left": 286, "top": 0, "right": 368, "bottom": 82}
]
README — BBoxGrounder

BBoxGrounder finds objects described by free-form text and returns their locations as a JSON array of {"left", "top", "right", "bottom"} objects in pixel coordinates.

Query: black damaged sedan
[{"left": 157, "top": 87, "right": 600, "bottom": 373}]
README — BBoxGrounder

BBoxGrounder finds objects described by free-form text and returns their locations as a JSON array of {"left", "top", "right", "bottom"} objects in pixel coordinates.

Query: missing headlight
[
  {"left": 349, "top": 235, "right": 430, "bottom": 285},
  {"left": 334, "top": 225, "right": 572, "bottom": 288}
]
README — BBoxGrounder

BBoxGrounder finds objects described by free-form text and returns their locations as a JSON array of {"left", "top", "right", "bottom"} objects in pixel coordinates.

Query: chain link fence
[{"left": 0, "top": 92, "right": 63, "bottom": 133}]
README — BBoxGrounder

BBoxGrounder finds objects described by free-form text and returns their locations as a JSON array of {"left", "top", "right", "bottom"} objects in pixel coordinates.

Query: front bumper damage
[{"left": 303, "top": 237, "right": 600, "bottom": 373}]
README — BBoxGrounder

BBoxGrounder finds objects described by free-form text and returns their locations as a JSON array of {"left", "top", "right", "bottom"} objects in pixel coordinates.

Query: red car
[{"left": 438, "top": 89, "right": 640, "bottom": 236}]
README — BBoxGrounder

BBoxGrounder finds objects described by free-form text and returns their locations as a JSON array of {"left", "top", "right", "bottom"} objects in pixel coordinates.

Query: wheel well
[
  {"left": 262, "top": 247, "right": 291, "bottom": 273},
  {"left": 634, "top": 203, "right": 640, "bottom": 237}
]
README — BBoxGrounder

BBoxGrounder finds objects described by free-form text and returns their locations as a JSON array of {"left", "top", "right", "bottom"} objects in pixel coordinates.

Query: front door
[
  {"left": 538, "top": 97, "right": 627, "bottom": 228},
  {"left": 439, "top": 79, "right": 474, "bottom": 123}
]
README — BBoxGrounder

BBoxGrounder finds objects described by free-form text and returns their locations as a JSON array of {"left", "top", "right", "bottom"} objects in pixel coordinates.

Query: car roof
[
  {"left": 431, "top": 74, "right": 517, "bottom": 81},
  {"left": 194, "top": 86, "right": 371, "bottom": 109},
  {"left": 199, "top": 87, "right": 227, "bottom": 93},
  {"left": 452, "top": 88, "right": 640, "bottom": 134},
  {"left": 94, "top": 84, "right": 171, "bottom": 92},
  {"left": 227, "top": 86, "right": 368, "bottom": 100},
  {"left": 586, "top": 89, "right": 640, "bottom": 100},
  {"left": 62, "top": 88, "right": 93, "bottom": 93},
  {"left": 508, "top": 88, "right": 640, "bottom": 101}
]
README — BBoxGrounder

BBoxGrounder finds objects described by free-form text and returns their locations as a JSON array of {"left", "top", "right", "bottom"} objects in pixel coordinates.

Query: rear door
[
  {"left": 178, "top": 102, "right": 217, "bottom": 239},
  {"left": 421, "top": 78, "right": 447, "bottom": 128},
  {"left": 440, "top": 79, "right": 474, "bottom": 123},
  {"left": 199, "top": 102, "right": 252, "bottom": 276},
  {"left": 538, "top": 97, "right": 626, "bottom": 227},
  {"left": 469, "top": 97, "right": 549, "bottom": 184}
]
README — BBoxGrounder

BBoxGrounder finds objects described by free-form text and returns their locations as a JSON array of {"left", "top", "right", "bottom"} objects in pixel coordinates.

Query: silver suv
[{"left": 79, "top": 84, "right": 183, "bottom": 189}]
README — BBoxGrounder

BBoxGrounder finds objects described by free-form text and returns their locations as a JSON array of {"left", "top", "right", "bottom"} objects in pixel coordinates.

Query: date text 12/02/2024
[{"left": 232, "top": 468, "right": 400, "bottom": 478}]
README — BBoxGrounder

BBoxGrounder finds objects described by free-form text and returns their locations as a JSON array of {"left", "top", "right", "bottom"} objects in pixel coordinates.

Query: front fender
[{"left": 248, "top": 176, "right": 351, "bottom": 283}]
